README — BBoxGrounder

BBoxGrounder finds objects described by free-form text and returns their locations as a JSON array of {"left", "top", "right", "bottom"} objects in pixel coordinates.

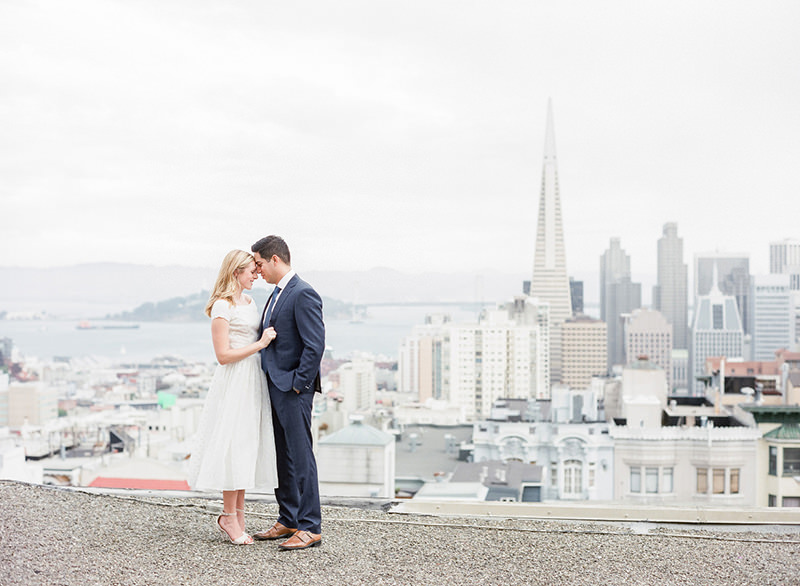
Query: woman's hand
[{"left": 260, "top": 326, "right": 277, "bottom": 348}]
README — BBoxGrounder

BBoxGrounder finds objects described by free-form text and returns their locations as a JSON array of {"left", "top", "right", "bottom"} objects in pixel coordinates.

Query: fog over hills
[
  {"left": 1, "top": 264, "right": 216, "bottom": 317},
  {"left": 1, "top": 263, "right": 573, "bottom": 318}
]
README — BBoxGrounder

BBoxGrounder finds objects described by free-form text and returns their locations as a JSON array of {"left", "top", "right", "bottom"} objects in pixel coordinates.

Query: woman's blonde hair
[{"left": 204, "top": 250, "right": 255, "bottom": 317}]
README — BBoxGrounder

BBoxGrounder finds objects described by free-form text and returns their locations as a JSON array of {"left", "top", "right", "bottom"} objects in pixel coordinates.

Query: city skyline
[{"left": 2, "top": 1, "right": 799, "bottom": 277}]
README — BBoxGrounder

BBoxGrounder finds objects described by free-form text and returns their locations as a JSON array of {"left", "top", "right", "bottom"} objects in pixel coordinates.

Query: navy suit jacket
[{"left": 259, "top": 274, "right": 324, "bottom": 393}]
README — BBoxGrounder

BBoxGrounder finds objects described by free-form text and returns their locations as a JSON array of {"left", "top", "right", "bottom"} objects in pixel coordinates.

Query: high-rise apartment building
[
  {"left": 750, "top": 274, "right": 796, "bottom": 361},
  {"left": 561, "top": 316, "right": 607, "bottom": 390},
  {"left": 530, "top": 101, "right": 572, "bottom": 387},
  {"left": 400, "top": 307, "right": 548, "bottom": 420},
  {"left": 398, "top": 314, "right": 451, "bottom": 400},
  {"left": 449, "top": 310, "right": 546, "bottom": 420},
  {"left": 600, "top": 238, "right": 641, "bottom": 371},
  {"left": 694, "top": 252, "right": 751, "bottom": 335},
  {"left": 1, "top": 382, "right": 58, "bottom": 427},
  {"left": 690, "top": 274, "right": 744, "bottom": 394},
  {"left": 653, "top": 223, "right": 688, "bottom": 350},
  {"left": 337, "top": 358, "right": 378, "bottom": 413},
  {"left": 505, "top": 295, "right": 551, "bottom": 396},
  {"left": 624, "top": 308, "right": 673, "bottom": 391}
]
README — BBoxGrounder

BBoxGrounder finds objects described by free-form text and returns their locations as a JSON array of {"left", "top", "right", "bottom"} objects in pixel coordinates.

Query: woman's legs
[
  {"left": 218, "top": 490, "right": 243, "bottom": 539},
  {"left": 236, "top": 490, "right": 246, "bottom": 531}
]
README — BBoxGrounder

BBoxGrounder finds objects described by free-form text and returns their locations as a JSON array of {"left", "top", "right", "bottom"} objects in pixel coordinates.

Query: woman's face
[{"left": 236, "top": 261, "right": 258, "bottom": 291}]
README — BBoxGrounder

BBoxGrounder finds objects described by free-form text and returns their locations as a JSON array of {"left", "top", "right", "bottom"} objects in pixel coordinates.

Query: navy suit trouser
[{"left": 268, "top": 376, "right": 321, "bottom": 534}]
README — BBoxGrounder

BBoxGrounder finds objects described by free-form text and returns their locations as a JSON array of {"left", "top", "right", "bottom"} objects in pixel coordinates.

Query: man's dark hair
[{"left": 251, "top": 235, "right": 291, "bottom": 265}]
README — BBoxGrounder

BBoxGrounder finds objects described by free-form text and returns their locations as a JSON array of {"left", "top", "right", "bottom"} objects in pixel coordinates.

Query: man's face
[{"left": 254, "top": 252, "right": 278, "bottom": 284}]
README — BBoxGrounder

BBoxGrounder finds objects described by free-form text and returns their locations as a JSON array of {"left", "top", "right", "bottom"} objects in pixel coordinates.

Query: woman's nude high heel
[{"left": 216, "top": 512, "right": 253, "bottom": 545}]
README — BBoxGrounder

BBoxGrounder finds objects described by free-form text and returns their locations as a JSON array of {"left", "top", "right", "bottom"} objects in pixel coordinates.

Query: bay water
[{"left": 1, "top": 304, "right": 483, "bottom": 364}]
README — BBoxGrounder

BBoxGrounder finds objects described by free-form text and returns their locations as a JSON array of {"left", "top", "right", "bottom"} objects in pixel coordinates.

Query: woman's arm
[{"left": 211, "top": 318, "right": 276, "bottom": 365}]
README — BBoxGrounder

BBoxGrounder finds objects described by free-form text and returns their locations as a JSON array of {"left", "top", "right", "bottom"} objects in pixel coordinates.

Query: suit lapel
[{"left": 269, "top": 274, "right": 298, "bottom": 325}]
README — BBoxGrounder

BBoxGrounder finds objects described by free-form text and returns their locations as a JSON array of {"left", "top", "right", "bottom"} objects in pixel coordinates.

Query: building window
[
  {"left": 769, "top": 494, "right": 777, "bottom": 507},
  {"left": 631, "top": 467, "right": 642, "bottom": 493},
  {"left": 662, "top": 467, "right": 674, "bottom": 493},
  {"left": 712, "top": 305, "right": 723, "bottom": 329},
  {"left": 550, "top": 464, "right": 558, "bottom": 488},
  {"left": 783, "top": 497, "right": 800, "bottom": 508},
  {"left": 564, "top": 460, "right": 582, "bottom": 496},
  {"left": 645, "top": 468, "right": 659, "bottom": 493},
  {"left": 696, "top": 468, "right": 708, "bottom": 494},
  {"left": 588, "top": 463, "right": 596, "bottom": 488},
  {"left": 730, "top": 469, "right": 740, "bottom": 494},
  {"left": 769, "top": 446, "right": 778, "bottom": 476},
  {"left": 712, "top": 469, "right": 725, "bottom": 494},
  {"left": 783, "top": 448, "right": 800, "bottom": 476}
]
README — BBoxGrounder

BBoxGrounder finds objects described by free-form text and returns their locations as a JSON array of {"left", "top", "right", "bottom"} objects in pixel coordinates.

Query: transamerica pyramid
[{"left": 530, "top": 100, "right": 572, "bottom": 386}]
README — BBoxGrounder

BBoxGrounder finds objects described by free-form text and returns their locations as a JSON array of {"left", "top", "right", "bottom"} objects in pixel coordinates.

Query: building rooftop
[
  {"left": 394, "top": 424, "right": 472, "bottom": 480},
  {"left": 764, "top": 422, "right": 800, "bottom": 440},
  {"left": 450, "top": 460, "right": 542, "bottom": 485},
  {"left": 776, "top": 349, "right": 800, "bottom": 362},
  {"left": 319, "top": 419, "right": 394, "bottom": 446},
  {"left": 742, "top": 405, "right": 800, "bottom": 423},
  {"left": 705, "top": 357, "right": 783, "bottom": 376},
  {"left": 2, "top": 480, "right": 800, "bottom": 586}
]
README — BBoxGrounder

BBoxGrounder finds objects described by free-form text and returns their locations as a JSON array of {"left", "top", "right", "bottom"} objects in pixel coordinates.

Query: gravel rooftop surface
[{"left": 2, "top": 480, "right": 800, "bottom": 586}]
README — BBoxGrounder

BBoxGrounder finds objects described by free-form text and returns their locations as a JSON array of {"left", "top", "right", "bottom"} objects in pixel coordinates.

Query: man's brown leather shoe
[
  {"left": 252, "top": 522, "right": 297, "bottom": 541},
  {"left": 278, "top": 530, "right": 322, "bottom": 550}
]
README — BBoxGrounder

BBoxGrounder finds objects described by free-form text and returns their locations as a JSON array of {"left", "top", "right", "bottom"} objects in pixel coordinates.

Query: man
[{"left": 251, "top": 235, "right": 325, "bottom": 550}]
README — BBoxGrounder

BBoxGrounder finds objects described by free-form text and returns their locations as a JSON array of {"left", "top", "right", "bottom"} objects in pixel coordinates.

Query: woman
[{"left": 188, "top": 249, "right": 278, "bottom": 545}]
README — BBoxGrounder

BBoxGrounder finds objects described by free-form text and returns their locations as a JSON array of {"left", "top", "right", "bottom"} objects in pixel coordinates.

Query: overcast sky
[{"left": 2, "top": 0, "right": 799, "bottom": 279}]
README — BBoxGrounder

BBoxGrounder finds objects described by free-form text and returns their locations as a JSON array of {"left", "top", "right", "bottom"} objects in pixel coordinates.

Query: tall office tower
[
  {"left": 530, "top": 100, "right": 572, "bottom": 386},
  {"left": 770, "top": 239, "right": 800, "bottom": 289},
  {"left": 652, "top": 223, "right": 688, "bottom": 350},
  {"left": 694, "top": 252, "right": 751, "bottom": 334},
  {"left": 600, "top": 238, "right": 642, "bottom": 371},
  {"left": 750, "top": 274, "right": 795, "bottom": 361},
  {"left": 624, "top": 308, "right": 673, "bottom": 391},
  {"left": 770, "top": 239, "right": 800, "bottom": 343},
  {"left": 671, "top": 349, "right": 688, "bottom": 392},
  {"left": 449, "top": 309, "right": 546, "bottom": 420},
  {"left": 569, "top": 277, "right": 584, "bottom": 315},
  {"left": 690, "top": 270, "right": 744, "bottom": 394},
  {"left": 561, "top": 316, "right": 607, "bottom": 390}
]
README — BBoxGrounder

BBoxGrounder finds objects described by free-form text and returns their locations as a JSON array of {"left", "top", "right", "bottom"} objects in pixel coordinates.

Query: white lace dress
[{"left": 187, "top": 297, "right": 278, "bottom": 492}]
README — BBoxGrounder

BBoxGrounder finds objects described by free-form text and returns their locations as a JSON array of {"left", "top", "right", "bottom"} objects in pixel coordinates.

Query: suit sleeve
[{"left": 292, "top": 286, "right": 325, "bottom": 391}]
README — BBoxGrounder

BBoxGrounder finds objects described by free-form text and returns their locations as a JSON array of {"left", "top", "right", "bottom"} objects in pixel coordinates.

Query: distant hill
[
  {"left": 106, "top": 291, "right": 211, "bottom": 322},
  {"left": 0, "top": 263, "right": 536, "bottom": 318},
  {"left": 106, "top": 289, "right": 353, "bottom": 322}
]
